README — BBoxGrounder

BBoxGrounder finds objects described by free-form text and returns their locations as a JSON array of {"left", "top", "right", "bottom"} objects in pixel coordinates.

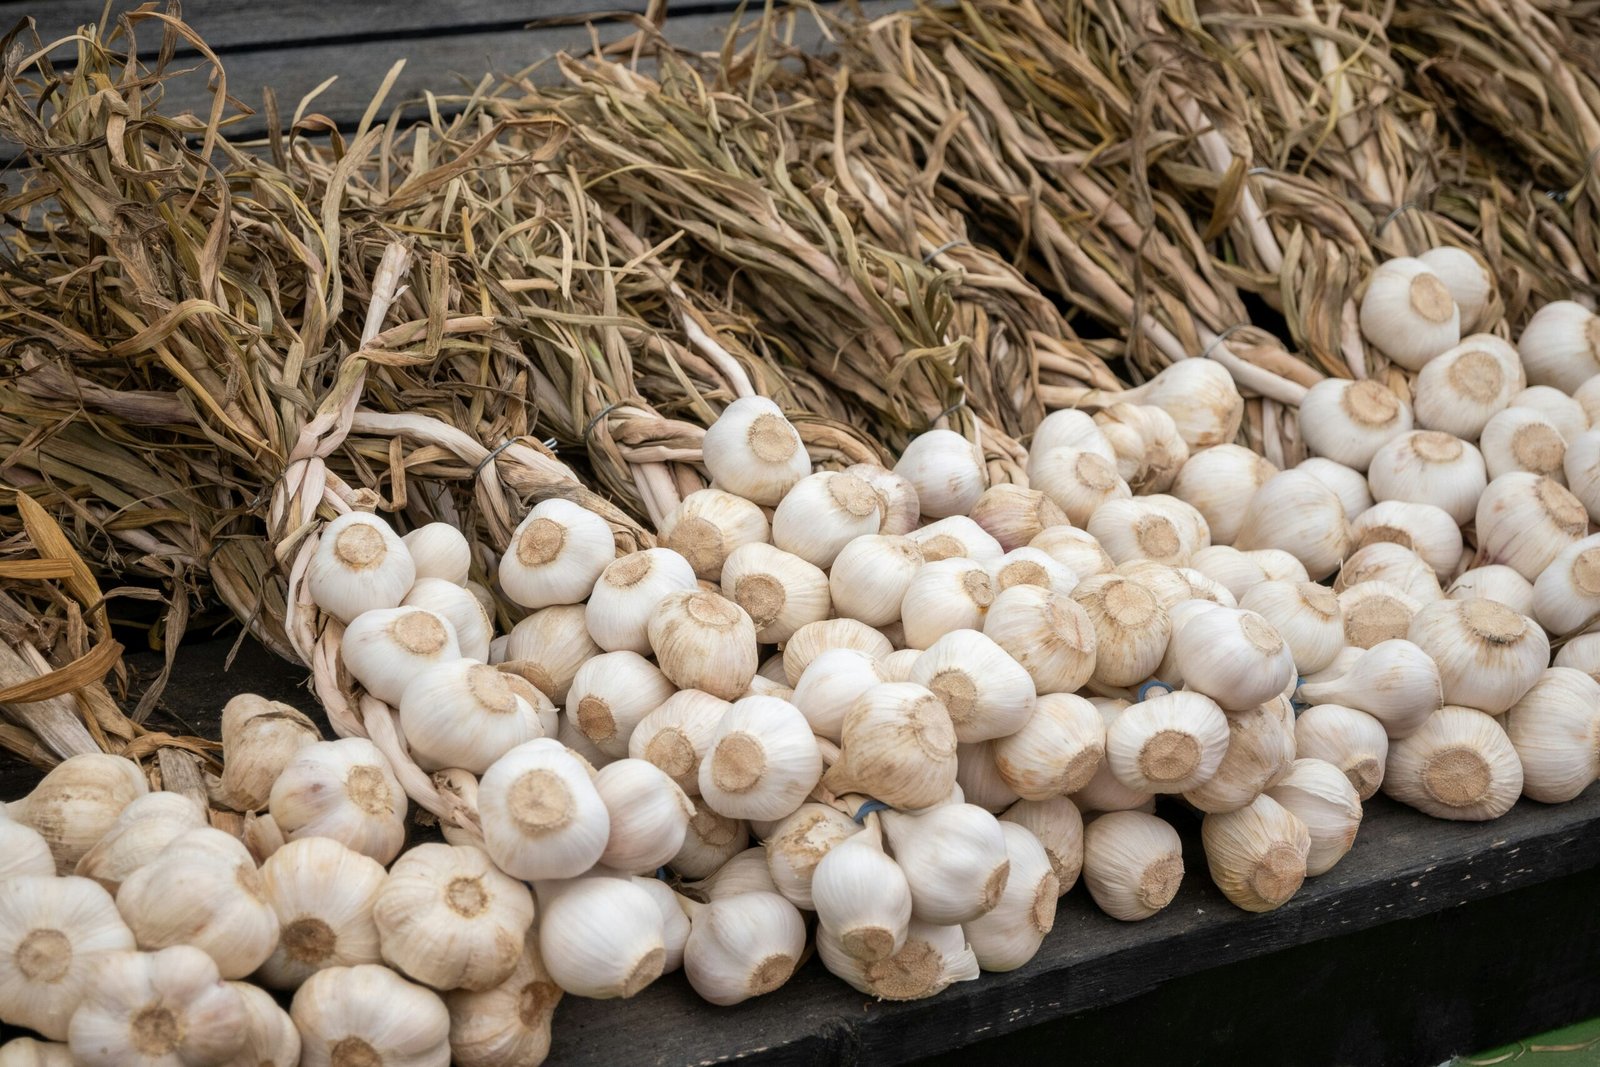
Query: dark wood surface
[{"left": 4, "top": 633, "right": 1598, "bottom": 1065}]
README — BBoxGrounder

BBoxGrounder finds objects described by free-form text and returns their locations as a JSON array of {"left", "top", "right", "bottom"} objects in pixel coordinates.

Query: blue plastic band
[
  {"left": 1137, "top": 679, "right": 1176, "bottom": 702},
  {"left": 853, "top": 799, "right": 891, "bottom": 824},
  {"left": 655, "top": 867, "right": 670, "bottom": 882},
  {"left": 1290, "top": 676, "right": 1309, "bottom": 713}
]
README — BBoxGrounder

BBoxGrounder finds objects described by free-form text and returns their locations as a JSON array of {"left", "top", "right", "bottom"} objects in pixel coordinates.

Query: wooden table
[{"left": 5, "top": 634, "right": 1599, "bottom": 1065}]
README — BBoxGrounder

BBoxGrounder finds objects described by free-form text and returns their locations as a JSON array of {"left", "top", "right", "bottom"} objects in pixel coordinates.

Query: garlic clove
[
  {"left": 1236, "top": 470, "right": 1351, "bottom": 579},
  {"left": 1418, "top": 246, "right": 1493, "bottom": 332},
  {"left": 671, "top": 799, "right": 750, "bottom": 880},
  {"left": 1339, "top": 580, "right": 1422, "bottom": 650},
  {"left": 1411, "top": 334, "right": 1524, "bottom": 441},
  {"left": 771, "top": 471, "right": 882, "bottom": 568},
  {"left": 534, "top": 876, "right": 667, "bottom": 999},
  {"left": 1072, "top": 573, "right": 1171, "bottom": 688},
  {"left": 908, "top": 629, "right": 1036, "bottom": 743},
  {"left": 479, "top": 739, "right": 611, "bottom": 881},
  {"left": 647, "top": 589, "right": 758, "bottom": 701},
  {"left": 823, "top": 681, "right": 959, "bottom": 810},
  {"left": 445, "top": 931, "right": 562, "bottom": 1067},
  {"left": 1367, "top": 431, "right": 1487, "bottom": 525},
  {"left": 1080, "top": 810, "right": 1183, "bottom": 920},
  {"left": 962, "top": 822, "right": 1058, "bottom": 972},
  {"left": 1171, "top": 444, "right": 1278, "bottom": 546},
  {"left": 1296, "top": 639, "right": 1442, "bottom": 739},
  {"left": 900, "top": 558, "right": 996, "bottom": 650},
  {"left": 1382, "top": 707, "right": 1524, "bottom": 820},
  {"left": 720, "top": 542, "right": 831, "bottom": 646},
  {"left": 658, "top": 488, "right": 770, "bottom": 582},
  {"left": 679, "top": 890, "right": 806, "bottom": 1006},
  {"left": 586, "top": 548, "right": 699, "bottom": 654},
  {"left": 215, "top": 694, "right": 321, "bottom": 813},
  {"left": 1517, "top": 299, "right": 1600, "bottom": 392},
  {"left": 1297, "top": 378, "right": 1414, "bottom": 470},
  {"left": 845, "top": 464, "right": 921, "bottom": 535},
  {"left": 402, "top": 522, "right": 472, "bottom": 586},
  {"left": 1239, "top": 581, "right": 1345, "bottom": 674},
  {"left": 269, "top": 737, "right": 408, "bottom": 865},
  {"left": 400, "top": 659, "right": 546, "bottom": 774},
  {"left": 290, "top": 963, "right": 451, "bottom": 1065},
  {"left": 969, "top": 484, "right": 1069, "bottom": 551},
  {"left": 1169, "top": 607, "right": 1295, "bottom": 712},
  {"left": 881, "top": 803, "right": 1010, "bottom": 925},
  {"left": 13, "top": 753, "right": 148, "bottom": 874},
  {"left": 1105, "top": 690, "right": 1230, "bottom": 794},
  {"left": 1358, "top": 256, "right": 1461, "bottom": 371},
  {"left": 993, "top": 693, "right": 1105, "bottom": 801},
  {"left": 374, "top": 842, "right": 535, "bottom": 992},
  {"left": 829, "top": 535, "right": 924, "bottom": 626},
  {"left": 307, "top": 511, "right": 417, "bottom": 625},
  {"left": 811, "top": 816, "right": 911, "bottom": 963},
  {"left": 1029, "top": 447, "right": 1132, "bottom": 525},
  {"left": 341, "top": 605, "right": 462, "bottom": 707},
  {"left": 1200, "top": 794, "right": 1310, "bottom": 912},
  {"left": 1449, "top": 565, "right": 1537, "bottom": 617},
  {"left": 816, "top": 918, "right": 979, "bottom": 1001},
  {"left": 596, "top": 760, "right": 695, "bottom": 875},
  {"left": 1296, "top": 457, "right": 1374, "bottom": 522},
  {"left": 0, "top": 875, "right": 134, "bottom": 1040},
  {"left": 1182, "top": 697, "right": 1297, "bottom": 814},
  {"left": 698, "top": 696, "right": 822, "bottom": 821},
  {"left": 1503, "top": 668, "right": 1600, "bottom": 803},
  {"left": 1408, "top": 598, "right": 1548, "bottom": 713},
  {"left": 256, "top": 836, "right": 387, "bottom": 990},
  {"left": 1265, "top": 758, "right": 1363, "bottom": 876},
  {"left": 1476, "top": 472, "right": 1589, "bottom": 581},
  {"left": 67, "top": 946, "right": 246, "bottom": 1066},
  {"left": 894, "top": 429, "right": 987, "bottom": 519}
]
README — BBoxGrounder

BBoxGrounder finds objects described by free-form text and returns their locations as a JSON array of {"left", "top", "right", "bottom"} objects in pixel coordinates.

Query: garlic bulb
[
  {"left": 1336, "top": 542, "right": 1444, "bottom": 603},
  {"left": 256, "top": 835, "right": 387, "bottom": 990},
  {"left": 1296, "top": 640, "right": 1442, "bottom": 739},
  {"left": 1480, "top": 406, "right": 1568, "bottom": 482},
  {"left": 894, "top": 429, "right": 986, "bottom": 518},
  {"left": 992, "top": 693, "right": 1105, "bottom": 800},
  {"left": 811, "top": 815, "right": 911, "bottom": 962},
  {"left": 1476, "top": 472, "right": 1589, "bottom": 581},
  {"left": 1514, "top": 386, "right": 1588, "bottom": 441},
  {"left": 1249, "top": 548, "right": 1311, "bottom": 584},
  {"left": 909, "top": 516, "right": 1006, "bottom": 565},
  {"left": 1419, "top": 246, "right": 1493, "bottom": 331},
  {"left": 307, "top": 511, "right": 417, "bottom": 624},
  {"left": 1382, "top": 706, "right": 1524, "bottom": 820},
  {"left": 1236, "top": 470, "right": 1351, "bottom": 579},
  {"left": 791, "top": 648, "right": 888, "bottom": 743},
  {"left": 991, "top": 546, "right": 1079, "bottom": 597},
  {"left": 845, "top": 464, "right": 921, "bottom": 535},
  {"left": 269, "top": 737, "right": 407, "bottom": 864},
  {"left": 374, "top": 843, "right": 534, "bottom": 992},
  {"left": 969, "top": 485, "right": 1068, "bottom": 551},
  {"left": 554, "top": 714, "right": 614, "bottom": 772},
  {"left": 1188, "top": 545, "right": 1269, "bottom": 601},
  {"left": 828, "top": 535, "right": 923, "bottom": 625},
  {"left": 1170, "top": 444, "right": 1277, "bottom": 546},
  {"left": 1554, "top": 632, "right": 1600, "bottom": 681},
  {"left": 963, "top": 822, "right": 1057, "bottom": 971},
  {"left": 1297, "top": 378, "right": 1413, "bottom": 470},
  {"left": 1072, "top": 574, "right": 1171, "bottom": 688},
  {"left": 534, "top": 876, "right": 667, "bottom": 999},
  {"left": 1183, "top": 698, "right": 1297, "bottom": 814},
  {"left": 1030, "top": 524, "right": 1116, "bottom": 578},
  {"left": 1296, "top": 457, "right": 1374, "bottom": 521},
  {"left": 116, "top": 831, "right": 279, "bottom": 978},
  {"left": 0, "top": 1040, "right": 72, "bottom": 1067},
  {"left": 224, "top": 982, "right": 299, "bottom": 1067},
  {"left": 1449, "top": 565, "right": 1537, "bottom": 617},
  {"left": 0, "top": 818, "right": 53, "bottom": 883},
  {"left": 1105, "top": 690, "right": 1229, "bottom": 794},
  {"left": 1566, "top": 429, "right": 1600, "bottom": 523},
  {"left": 1029, "top": 447, "right": 1132, "bottom": 525},
  {"left": 1238, "top": 581, "right": 1344, "bottom": 674},
  {"left": 402, "top": 523, "right": 471, "bottom": 586},
  {"left": 479, "top": 739, "right": 609, "bottom": 881},
  {"left": 627, "top": 690, "right": 730, "bottom": 796},
  {"left": 0, "top": 875, "right": 134, "bottom": 1039},
  {"left": 633, "top": 877, "right": 691, "bottom": 972},
  {"left": 982, "top": 584, "right": 1098, "bottom": 695},
  {"left": 1168, "top": 607, "right": 1295, "bottom": 712},
  {"left": 1118, "top": 560, "right": 1197, "bottom": 612},
  {"left": 585, "top": 548, "right": 698, "bottom": 654},
  {"left": 1072, "top": 709, "right": 1156, "bottom": 812},
  {"left": 1081, "top": 810, "right": 1183, "bottom": 920},
  {"left": 1201, "top": 794, "right": 1310, "bottom": 912},
  {"left": 290, "top": 963, "right": 450, "bottom": 1066},
  {"left": 686, "top": 847, "right": 776, "bottom": 900},
  {"left": 1339, "top": 581, "right": 1421, "bottom": 650},
  {"left": 1094, "top": 403, "right": 1190, "bottom": 493},
  {"left": 565, "top": 651, "right": 675, "bottom": 759},
  {"left": 879, "top": 648, "right": 921, "bottom": 682},
  {"left": 646, "top": 589, "right": 757, "bottom": 701},
  {"left": 401, "top": 578, "right": 492, "bottom": 662},
  {"left": 400, "top": 659, "right": 545, "bottom": 773},
  {"left": 1032, "top": 408, "right": 1115, "bottom": 460},
  {"left": 771, "top": 471, "right": 882, "bottom": 568},
  {"left": 214, "top": 694, "right": 321, "bottom": 813},
  {"left": 1367, "top": 431, "right": 1487, "bottom": 524},
  {"left": 672, "top": 800, "right": 750, "bottom": 879},
  {"left": 1087, "top": 497, "right": 1207, "bottom": 568},
  {"left": 764, "top": 804, "right": 860, "bottom": 910},
  {"left": 719, "top": 542, "right": 831, "bottom": 645},
  {"left": 1117, "top": 358, "right": 1245, "bottom": 449},
  {"left": 658, "top": 489, "right": 769, "bottom": 582},
  {"left": 699, "top": 696, "right": 822, "bottom": 821},
  {"left": 1517, "top": 299, "right": 1600, "bottom": 392},
  {"left": 1266, "top": 758, "right": 1363, "bottom": 876},
  {"left": 341, "top": 606, "right": 462, "bottom": 707},
  {"left": 823, "top": 682, "right": 959, "bottom": 809},
  {"left": 1359, "top": 256, "right": 1461, "bottom": 370},
  {"left": 1349, "top": 500, "right": 1462, "bottom": 577},
  {"left": 596, "top": 759, "right": 695, "bottom": 874},
  {"left": 1407, "top": 598, "right": 1548, "bottom": 714},
  {"left": 1533, "top": 534, "right": 1600, "bottom": 636},
  {"left": 1001, "top": 797, "right": 1083, "bottom": 895},
  {"left": 815, "top": 918, "right": 980, "bottom": 1001},
  {"left": 445, "top": 932, "right": 561, "bottom": 1067},
  {"left": 1411, "top": 335, "right": 1523, "bottom": 440},
  {"left": 1504, "top": 668, "right": 1600, "bottom": 803},
  {"left": 881, "top": 803, "right": 1010, "bottom": 925},
  {"left": 908, "top": 629, "right": 1036, "bottom": 743},
  {"left": 679, "top": 891, "right": 806, "bottom": 1006},
  {"left": 73, "top": 792, "right": 204, "bottom": 892},
  {"left": 1294, "top": 704, "right": 1389, "bottom": 800},
  {"left": 1578, "top": 375, "right": 1600, "bottom": 427},
  {"left": 955, "top": 742, "right": 1021, "bottom": 813},
  {"left": 67, "top": 946, "right": 245, "bottom": 1067},
  {"left": 900, "top": 558, "right": 996, "bottom": 650},
  {"left": 13, "top": 753, "right": 147, "bottom": 873},
  {"left": 502, "top": 605, "right": 600, "bottom": 704}
]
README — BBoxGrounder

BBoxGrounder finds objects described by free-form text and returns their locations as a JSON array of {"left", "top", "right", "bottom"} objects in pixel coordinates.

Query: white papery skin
[
  {"left": 0, "top": 819, "right": 54, "bottom": 883},
  {"left": 67, "top": 946, "right": 246, "bottom": 1067},
  {"left": 701, "top": 396, "right": 811, "bottom": 506},
  {"left": 880, "top": 803, "right": 1010, "bottom": 925},
  {"left": 340, "top": 606, "right": 462, "bottom": 707},
  {"left": 0, "top": 1038, "right": 74, "bottom": 1066},
  {"left": 763, "top": 804, "right": 860, "bottom": 911},
  {"left": 982, "top": 584, "right": 1099, "bottom": 696},
  {"left": 1170, "top": 445, "right": 1277, "bottom": 546},
  {"left": 1383, "top": 707, "right": 1524, "bottom": 821},
  {"left": 815, "top": 919, "right": 980, "bottom": 1001},
  {"left": 307, "top": 511, "right": 416, "bottom": 625},
  {"left": 585, "top": 548, "right": 698, "bottom": 655},
  {"left": 1504, "top": 668, "right": 1600, "bottom": 804},
  {"left": 681, "top": 891, "right": 807, "bottom": 1006},
  {"left": 893, "top": 429, "right": 987, "bottom": 518},
  {"left": 399, "top": 659, "right": 544, "bottom": 773},
  {"left": 1411, "top": 335, "right": 1523, "bottom": 441},
  {"left": 596, "top": 760, "right": 695, "bottom": 875},
  {"left": 1002, "top": 796, "right": 1085, "bottom": 896},
  {"left": 1266, "top": 758, "right": 1363, "bottom": 876},
  {"left": 401, "top": 578, "right": 492, "bottom": 661},
  {"left": 811, "top": 817, "right": 911, "bottom": 964},
  {"left": 1238, "top": 580, "right": 1345, "bottom": 675},
  {"left": 1080, "top": 810, "right": 1183, "bottom": 921},
  {"left": 1104, "top": 691, "right": 1230, "bottom": 794},
  {"left": 532, "top": 876, "right": 666, "bottom": 1000},
  {"left": 0, "top": 876, "right": 134, "bottom": 1040},
  {"left": 962, "top": 823, "right": 1059, "bottom": 972},
  {"left": 13, "top": 753, "right": 148, "bottom": 874},
  {"left": 268, "top": 737, "right": 408, "bottom": 865},
  {"left": 401, "top": 522, "right": 470, "bottom": 585},
  {"left": 1449, "top": 565, "right": 1535, "bottom": 617},
  {"left": 633, "top": 877, "right": 691, "bottom": 973},
  {"left": 697, "top": 697, "right": 822, "bottom": 821},
  {"left": 228, "top": 981, "right": 300, "bottom": 1067},
  {"left": 628, "top": 690, "right": 730, "bottom": 797},
  {"left": 828, "top": 534, "right": 925, "bottom": 626},
  {"left": 909, "top": 629, "right": 1037, "bottom": 743},
  {"left": 478, "top": 739, "right": 610, "bottom": 881},
  {"left": 291, "top": 964, "right": 451, "bottom": 1067},
  {"left": 1294, "top": 640, "right": 1442, "bottom": 740},
  {"left": 256, "top": 836, "right": 388, "bottom": 990},
  {"left": 445, "top": 931, "right": 563, "bottom": 1067},
  {"left": 1405, "top": 598, "right": 1548, "bottom": 714},
  {"left": 1168, "top": 607, "right": 1295, "bottom": 712}
]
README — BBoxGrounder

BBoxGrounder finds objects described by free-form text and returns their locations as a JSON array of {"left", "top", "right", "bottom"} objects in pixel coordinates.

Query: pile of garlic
[{"left": 9, "top": 268, "right": 1600, "bottom": 1059}]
